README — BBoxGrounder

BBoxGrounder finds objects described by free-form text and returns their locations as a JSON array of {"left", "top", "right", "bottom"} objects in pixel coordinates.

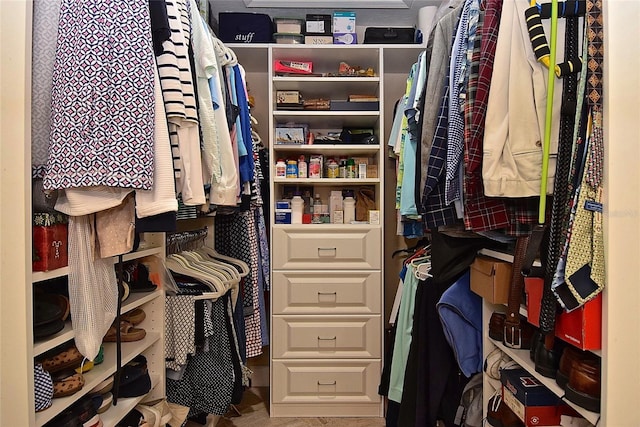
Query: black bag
[
  {"left": 218, "top": 12, "right": 273, "bottom": 43},
  {"left": 363, "top": 27, "right": 416, "bottom": 44}
]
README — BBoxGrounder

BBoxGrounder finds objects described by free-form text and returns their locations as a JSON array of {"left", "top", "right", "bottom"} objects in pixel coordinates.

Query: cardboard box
[
  {"left": 501, "top": 368, "right": 567, "bottom": 426},
  {"left": 366, "top": 164, "right": 378, "bottom": 178},
  {"left": 32, "top": 213, "right": 68, "bottom": 272},
  {"left": 525, "top": 278, "right": 602, "bottom": 350},
  {"left": 275, "top": 209, "right": 292, "bottom": 224},
  {"left": 305, "top": 14, "right": 332, "bottom": 35},
  {"left": 305, "top": 35, "right": 333, "bottom": 45},
  {"left": 470, "top": 256, "right": 512, "bottom": 304},
  {"left": 332, "top": 11, "right": 356, "bottom": 34},
  {"left": 333, "top": 33, "right": 357, "bottom": 45}
]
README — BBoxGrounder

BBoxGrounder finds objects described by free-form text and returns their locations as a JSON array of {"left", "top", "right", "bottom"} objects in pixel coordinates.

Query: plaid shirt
[
  {"left": 462, "top": 0, "right": 511, "bottom": 232},
  {"left": 421, "top": 84, "right": 458, "bottom": 229}
]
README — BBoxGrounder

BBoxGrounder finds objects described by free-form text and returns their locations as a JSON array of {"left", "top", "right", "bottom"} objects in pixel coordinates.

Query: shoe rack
[{"left": 31, "top": 234, "right": 166, "bottom": 427}]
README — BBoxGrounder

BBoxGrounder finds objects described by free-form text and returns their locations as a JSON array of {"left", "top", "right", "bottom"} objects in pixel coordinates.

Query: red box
[
  {"left": 525, "top": 278, "right": 602, "bottom": 350},
  {"left": 33, "top": 213, "right": 68, "bottom": 272}
]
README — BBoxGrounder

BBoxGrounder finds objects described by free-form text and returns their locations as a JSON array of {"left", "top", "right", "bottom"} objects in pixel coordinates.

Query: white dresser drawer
[
  {"left": 272, "top": 226, "right": 381, "bottom": 270},
  {"left": 272, "top": 315, "right": 381, "bottom": 359},
  {"left": 272, "top": 271, "right": 381, "bottom": 315},
  {"left": 271, "top": 360, "right": 382, "bottom": 405}
]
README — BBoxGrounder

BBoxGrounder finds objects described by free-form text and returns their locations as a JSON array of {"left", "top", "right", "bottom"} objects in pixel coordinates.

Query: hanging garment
[
  {"left": 166, "top": 296, "right": 235, "bottom": 417},
  {"left": 482, "top": 0, "right": 565, "bottom": 197},
  {"left": 43, "top": 0, "right": 155, "bottom": 191},
  {"left": 31, "top": 0, "right": 62, "bottom": 165}
]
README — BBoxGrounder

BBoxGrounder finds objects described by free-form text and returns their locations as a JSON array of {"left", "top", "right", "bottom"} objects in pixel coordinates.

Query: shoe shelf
[
  {"left": 33, "top": 290, "right": 162, "bottom": 357},
  {"left": 98, "top": 373, "right": 160, "bottom": 427},
  {"left": 489, "top": 337, "right": 600, "bottom": 426},
  {"left": 35, "top": 332, "right": 161, "bottom": 426},
  {"left": 31, "top": 245, "right": 164, "bottom": 283}
]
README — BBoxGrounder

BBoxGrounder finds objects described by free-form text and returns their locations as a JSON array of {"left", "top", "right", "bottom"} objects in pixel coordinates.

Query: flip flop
[
  {"left": 103, "top": 321, "right": 146, "bottom": 342},
  {"left": 121, "top": 308, "right": 146, "bottom": 325}
]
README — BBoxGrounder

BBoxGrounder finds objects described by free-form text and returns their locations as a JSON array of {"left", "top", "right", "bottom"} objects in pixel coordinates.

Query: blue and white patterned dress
[{"left": 43, "top": 0, "right": 155, "bottom": 190}]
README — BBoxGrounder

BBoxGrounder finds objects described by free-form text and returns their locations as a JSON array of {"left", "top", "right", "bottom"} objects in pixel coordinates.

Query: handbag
[{"left": 363, "top": 27, "right": 416, "bottom": 44}]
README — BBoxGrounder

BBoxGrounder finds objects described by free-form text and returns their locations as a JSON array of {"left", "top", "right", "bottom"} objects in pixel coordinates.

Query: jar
[
  {"left": 326, "top": 159, "right": 339, "bottom": 178},
  {"left": 276, "top": 159, "right": 286, "bottom": 177},
  {"left": 286, "top": 160, "right": 298, "bottom": 178},
  {"left": 309, "top": 158, "right": 321, "bottom": 178}
]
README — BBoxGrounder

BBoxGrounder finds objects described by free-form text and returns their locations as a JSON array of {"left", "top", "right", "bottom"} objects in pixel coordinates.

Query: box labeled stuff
[{"left": 470, "top": 256, "right": 512, "bottom": 304}]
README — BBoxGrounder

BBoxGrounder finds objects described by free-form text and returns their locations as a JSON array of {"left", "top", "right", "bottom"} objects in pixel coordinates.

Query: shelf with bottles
[{"left": 274, "top": 153, "right": 379, "bottom": 182}]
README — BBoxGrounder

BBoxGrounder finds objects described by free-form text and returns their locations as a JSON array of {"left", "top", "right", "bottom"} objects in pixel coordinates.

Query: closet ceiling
[{"left": 209, "top": 0, "right": 441, "bottom": 26}]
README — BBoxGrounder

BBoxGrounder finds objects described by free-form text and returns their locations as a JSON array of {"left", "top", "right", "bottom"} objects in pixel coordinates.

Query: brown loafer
[
  {"left": 565, "top": 357, "right": 601, "bottom": 412},
  {"left": 489, "top": 312, "right": 506, "bottom": 341},
  {"left": 556, "top": 345, "right": 594, "bottom": 389}
]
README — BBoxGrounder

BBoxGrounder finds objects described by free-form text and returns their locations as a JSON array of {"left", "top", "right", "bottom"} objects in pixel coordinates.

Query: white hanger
[{"left": 197, "top": 246, "right": 250, "bottom": 278}]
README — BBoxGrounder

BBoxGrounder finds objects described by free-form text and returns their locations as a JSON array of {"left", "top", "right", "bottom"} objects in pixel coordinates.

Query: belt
[{"left": 503, "top": 227, "right": 546, "bottom": 349}]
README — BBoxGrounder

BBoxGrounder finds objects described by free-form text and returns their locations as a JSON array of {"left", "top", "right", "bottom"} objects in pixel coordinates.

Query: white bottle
[
  {"left": 343, "top": 196, "right": 356, "bottom": 224},
  {"left": 291, "top": 195, "right": 304, "bottom": 224},
  {"left": 329, "top": 191, "right": 343, "bottom": 224},
  {"left": 298, "top": 155, "right": 307, "bottom": 178}
]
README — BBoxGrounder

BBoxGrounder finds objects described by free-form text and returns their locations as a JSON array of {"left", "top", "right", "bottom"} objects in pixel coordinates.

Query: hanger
[
  {"left": 211, "top": 36, "right": 238, "bottom": 67},
  {"left": 197, "top": 246, "right": 250, "bottom": 278},
  {"left": 166, "top": 254, "right": 226, "bottom": 295},
  {"left": 392, "top": 236, "right": 430, "bottom": 258}
]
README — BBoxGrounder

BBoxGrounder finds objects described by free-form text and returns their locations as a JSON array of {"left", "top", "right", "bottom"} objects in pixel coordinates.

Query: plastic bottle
[
  {"left": 339, "top": 158, "right": 348, "bottom": 178},
  {"left": 343, "top": 195, "right": 356, "bottom": 224},
  {"left": 297, "top": 155, "right": 307, "bottom": 178},
  {"left": 309, "top": 158, "right": 321, "bottom": 178},
  {"left": 276, "top": 159, "right": 286, "bottom": 178},
  {"left": 291, "top": 194, "right": 304, "bottom": 224},
  {"left": 329, "top": 191, "right": 344, "bottom": 224},
  {"left": 312, "top": 193, "right": 323, "bottom": 224},
  {"left": 286, "top": 160, "right": 298, "bottom": 178},
  {"left": 346, "top": 158, "right": 356, "bottom": 178}
]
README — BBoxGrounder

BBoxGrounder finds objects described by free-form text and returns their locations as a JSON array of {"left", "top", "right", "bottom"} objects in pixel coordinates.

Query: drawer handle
[
  {"left": 317, "top": 247, "right": 337, "bottom": 257},
  {"left": 317, "top": 336, "right": 337, "bottom": 341},
  {"left": 317, "top": 381, "right": 337, "bottom": 386},
  {"left": 317, "top": 291, "right": 337, "bottom": 296}
]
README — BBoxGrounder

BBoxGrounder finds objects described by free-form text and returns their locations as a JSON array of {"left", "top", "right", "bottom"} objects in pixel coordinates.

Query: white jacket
[{"left": 482, "top": 0, "right": 565, "bottom": 197}]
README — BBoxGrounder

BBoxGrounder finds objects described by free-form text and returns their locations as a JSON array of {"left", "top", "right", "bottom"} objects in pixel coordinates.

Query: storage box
[
  {"left": 333, "top": 11, "right": 356, "bottom": 34},
  {"left": 333, "top": 33, "right": 357, "bottom": 45},
  {"left": 525, "top": 278, "right": 602, "bottom": 350},
  {"left": 470, "top": 256, "right": 513, "bottom": 304},
  {"left": 275, "top": 125, "right": 307, "bottom": 145},
  {"left": 32, "top": 212, "right": 68, "bottom": 272},
  {"left": 305, "top": 14, "right": 332, "bottom": 35},
  {"left": 501, "top": 368, "right": 567, "bottom": 426},
  {"left": 366, "top": 164, "right": 378, "bottom": 178},
  {"left": 274, "top": 17, "right": 304, "bottom": 34},
  {"left": 274, "top": 33, "right": 304, "bottom": 44},
  {"left": 218, "top": 12, "right": 273, "bottom": 43},
  {"left": 304, "top": 35, "right": 334, "bottom": 45},
  {"left": 274, "top": 59, "right": 313, "bottom": 75}
]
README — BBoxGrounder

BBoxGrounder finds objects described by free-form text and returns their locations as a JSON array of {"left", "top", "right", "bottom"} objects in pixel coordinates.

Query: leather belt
[{"left": 503, "top": 226, "right": 546, "bottom": 349}]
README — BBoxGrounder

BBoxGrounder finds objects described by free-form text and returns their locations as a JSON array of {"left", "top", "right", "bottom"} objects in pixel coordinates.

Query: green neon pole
[{"left": 539, "top": 0, "right": 559, "bottom": 224}]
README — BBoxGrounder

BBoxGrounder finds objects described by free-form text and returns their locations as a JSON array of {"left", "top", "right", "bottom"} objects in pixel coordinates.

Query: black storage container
[
  {"left": 363, "top": 27, "right": 416, "bottom": 44},
  {"left": 218, "top": 12, "right": 274, "bottom": 43}
]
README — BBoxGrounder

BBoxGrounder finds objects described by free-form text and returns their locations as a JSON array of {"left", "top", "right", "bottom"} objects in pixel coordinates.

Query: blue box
[
  {"left": 276, "top": 201, "right": 291, "bottom": 209},
  {"left": 333, "top": 11, "right": 356, "bottom": 34},
  {"left": 275, "top": 209, "right": 292, "bottom": 224}
]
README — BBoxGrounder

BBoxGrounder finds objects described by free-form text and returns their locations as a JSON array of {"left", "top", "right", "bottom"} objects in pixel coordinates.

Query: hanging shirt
[{"left": 43, "top": 0, "right": 155, "bottom": 191}]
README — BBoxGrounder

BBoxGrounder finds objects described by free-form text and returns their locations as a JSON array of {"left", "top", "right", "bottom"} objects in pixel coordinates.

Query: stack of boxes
[{"left": 273, "top": 12, "right": 358, "bottom": 45}]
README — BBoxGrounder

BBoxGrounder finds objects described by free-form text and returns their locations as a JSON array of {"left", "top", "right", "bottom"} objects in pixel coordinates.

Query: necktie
[
  {"left": 538, "top": 0, "right": 581, "bottom": 332},
  {"left": 563, "top": 0, "right": 605, "bottom": 307}
]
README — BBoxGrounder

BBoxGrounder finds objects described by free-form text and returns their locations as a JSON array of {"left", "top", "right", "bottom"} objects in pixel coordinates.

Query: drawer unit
[
  {"left": 271, "top": 360, "right": 382, "bottom": 404},
  {"left": 272, "top": 315, "right": 381, "bottom": 359},
  {"left": 272, "top": 226, "right": 381, "bottom": 270},
  {"left": 272, "top": 270, "right": 381, "bottom": 315}
]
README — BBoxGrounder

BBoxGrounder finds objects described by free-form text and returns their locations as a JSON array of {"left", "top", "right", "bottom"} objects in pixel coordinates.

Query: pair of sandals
[{"left": 103, "top": 308, "right": 146, "bottom": 342}]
